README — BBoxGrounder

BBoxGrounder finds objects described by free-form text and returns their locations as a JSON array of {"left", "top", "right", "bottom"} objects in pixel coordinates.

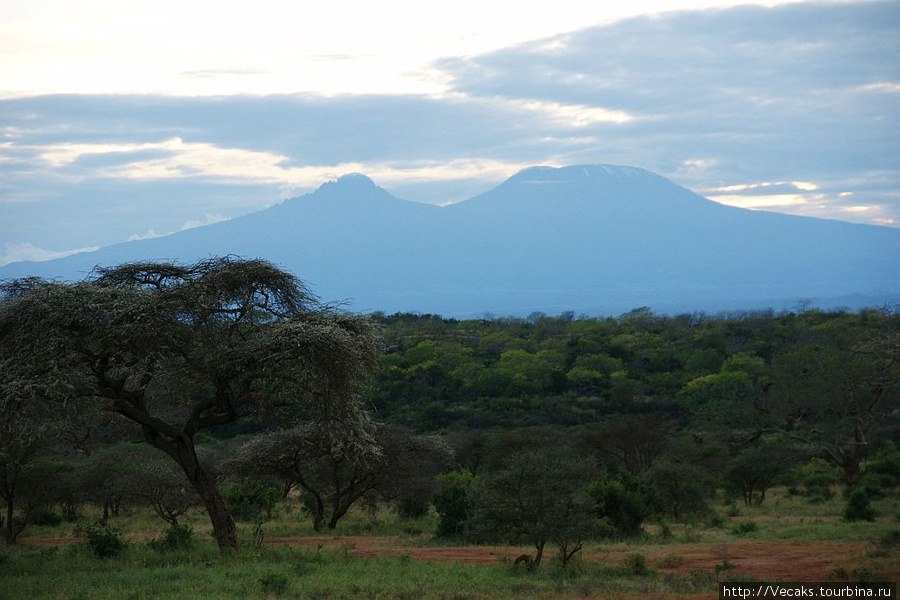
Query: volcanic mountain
[{"left": 3, "top": 165, "right": 898, "bottom": 316}]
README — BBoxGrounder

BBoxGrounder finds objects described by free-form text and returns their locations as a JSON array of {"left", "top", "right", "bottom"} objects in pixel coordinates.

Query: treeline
[
  {"left": 2, "top": 261, "right": 899, "bottom": 562},
  {"left": 369, "top": 308, "right": 898, "bottom": 444}
]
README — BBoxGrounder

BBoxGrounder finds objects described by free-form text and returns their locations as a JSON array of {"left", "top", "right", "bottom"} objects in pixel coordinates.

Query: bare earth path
[{"left": 263, "top": 536, "right": 887, "bottom": 582}]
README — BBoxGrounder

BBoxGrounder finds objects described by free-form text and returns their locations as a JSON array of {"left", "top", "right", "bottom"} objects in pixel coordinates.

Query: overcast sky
[{"left": 1, "top": 0, "right": 898, "bottom": 265}]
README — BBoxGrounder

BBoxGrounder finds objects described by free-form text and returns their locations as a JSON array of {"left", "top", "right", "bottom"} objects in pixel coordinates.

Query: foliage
[
  {"left": 725, "top": 441, "right": 800, "bottom": 505},
  {"left": 223, "top": 480, "right": 281, "bottom": 522},
  {"left": 0, "top": 372, "right": 60, "bottom": 544},
  {"left": 228, "top": 423, "right": 452, "bottom": 530},
  {"left": 396, "top": 494, "right": 431, "bottom": 519},
  {"left": 844, "top": 489, "right": 876, "bottom": 522},
  {"left": 147, "top": 524, "right": 195, "bottom": 552},
  {"left": 588, "top": 470, "right": 652, "bottom": 538},
  {"left": 258, "top": 572, "right": 289, "bottom": 595},
  {"left": 82, "top": 524, "right": 126, "bottom": 559},
  {"left": 766, "top": 329, "right": 900, "bottom": 486},
  {"left": 731, "top": 521, "right": 759, "bottom": 535},
  {"left": 792, "top": 459, "right": 841, "bottom": 503},
  {"left": 468, "top": 449, "right": 598, "bottom": 569},
  {"left": 624, "top": 552, "right": 652, "bottom": 576},
  {"left": 646, "top": 459, "right": 713, "bottom": 519},
  {"left": 0, "top": 257, "right": 380, "bottom": 552},
  {"left": 432, "top": 469, "right": 474, "bottom": 538},
  {"left": 138, "top": 456, "right": 200, "bottom": 526}
]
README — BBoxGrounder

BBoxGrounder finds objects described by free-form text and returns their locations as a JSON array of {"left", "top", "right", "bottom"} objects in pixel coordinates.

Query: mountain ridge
[{"left": 3, "top": 164, "right": 897, "bottom": 316}]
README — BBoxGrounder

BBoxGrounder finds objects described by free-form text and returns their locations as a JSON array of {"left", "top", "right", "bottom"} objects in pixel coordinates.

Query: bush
[
  {"left": 589, "top": 471, "right": 652, "bottom": 538},
  {"left": 731, "top": 521, "right": 759, "bottom": 536},
  {"left": 396, "top": 494, "right": 431, "bottom": 519},
  {"left": 147, "top": 524, "right": 194, "bottom": 552},
  {"left": 29, "top": 507, "right": 63, "bottom": 526},
  {"left": 794, "top": 459, "right": 840, "bottom": 503},
  {"left": 432, "top": 470, "right": 474, "bottom": 538},
  {"left": 223, "top": 480, "right": 281, "bottom": 522},
  {"left": 83, "top": 524, "right": 126, "bottom": 559},
  {"left": 844, "top": 489, "right": 876, "bottom": 522},
  {"left": 867, "top": 529, "right": 900, "bottom": 557},
  {"left": 624, "top": 553, "right": 652, "bottom": 576},
  {"left": 259, "top": 572, "right": 289, "bottom": 596}
]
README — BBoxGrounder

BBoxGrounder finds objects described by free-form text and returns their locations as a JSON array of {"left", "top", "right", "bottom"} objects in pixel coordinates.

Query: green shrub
[
  {"left": 223, "top": 480, "right": 280, "bottom": 522},
  {"left": 396, "top": 494, "right": 431, "bottom": 519},
  {"left": 866, "top": 529, "right": 900, "bottom": 558},
  {"left": 731, "top": 521, "right": 759, "bottom": 535},
  {"left": 432, "top": 470, "right": 474, "bottom": 538},
  {"left": 794, "top": 459, "right": 840, "bottom": 503},
  {"left": 867, "top": 443, "right": 900, "bottom": 482},
  {"left": 844, "top": 489, "right": 876, "bottom": 522},
  {"left": 83, "top": 524, "right": 126, "bottom": 559},
  {"left": 589, "top": 471, "right": 652, "bottom": 538},
  {"left": 147, "top": 524, "right": 194, "bottom": 552},
  {"left": 30, "top": 507, "right": 63, "bottom": 526},
  {"left": 625, "top": 553, "right": 651, "bottom": 576},
  {"left": 259, "top": 572, "right": 289, "bottom": 596}
]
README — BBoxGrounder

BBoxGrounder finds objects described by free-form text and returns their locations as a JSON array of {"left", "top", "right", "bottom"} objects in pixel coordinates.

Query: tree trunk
[
  {"left": 159, "top": 438, "right": 238, "bottom": 552},
  {"left": 532, "top": 540, "right": 545, "bottom": 570},
  {"left": 328, "top": 501, "right": 351, "bottom": 530},
  {"left": 187, "top": 464, "right": 238, "bottom": 552},
  {"left": 843, "top": 460, "right": 860, "bottom": 488},
  {"left": 4, "top": 498, "right": 13, "bottom": 545}
]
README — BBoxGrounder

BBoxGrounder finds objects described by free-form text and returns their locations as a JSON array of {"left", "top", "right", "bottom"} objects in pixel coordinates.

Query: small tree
[
  {"left": 470, "top": 450, "right": 597, "bottom": 569},
  {"left": 139, "top": 457, "right": 199, "bottom": 526},
  {"left": 0, "top": 378, "right": 58, "bottom": 544},
  {"left": 724, "top": 441, "right": 799, "bottom": 506},
  {"left": 765, "top": 332, "right": 900, "bottom": 487},
  {"left": 588, "top": 470, "right": 652, "bottom": 538},
  {"left": 228, "top": 423, "right": 451, "bottom": 531},
  {"left": 432, "top": 469, "right": 475, "bottom": 538},
  {"left": 0, "top": 258, "right": 379, "bottom": 551}
]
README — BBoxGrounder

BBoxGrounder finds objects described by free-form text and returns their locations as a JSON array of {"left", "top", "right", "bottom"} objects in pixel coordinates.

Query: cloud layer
[{"left": 1, "top": 1, "right": 898, "bottom": 259}]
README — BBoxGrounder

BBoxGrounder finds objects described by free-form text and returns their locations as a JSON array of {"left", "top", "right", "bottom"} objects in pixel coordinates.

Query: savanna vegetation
[{"left": 1, "top": 258, "right": 899, "bottom": 599}]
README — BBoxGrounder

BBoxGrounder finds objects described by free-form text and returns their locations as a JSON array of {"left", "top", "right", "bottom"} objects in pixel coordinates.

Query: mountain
[{"left": 3, "top": 165, "right": 898, "bottom": 316}]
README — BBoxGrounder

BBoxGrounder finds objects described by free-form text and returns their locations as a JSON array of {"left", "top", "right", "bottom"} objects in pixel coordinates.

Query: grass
[
  {"left": 0, "top": 542, "right": 721, "bottom": 600},
  {"left": 3, "top": 487, "right": 898, "bottom": 599}
]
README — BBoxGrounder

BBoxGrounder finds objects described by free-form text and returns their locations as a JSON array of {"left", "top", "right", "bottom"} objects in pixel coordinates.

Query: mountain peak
[
  {"left": 510, "top": 164, "right": 655, "bottom": 184},
  {"left": 322, "top": 173, "right": 378, "bottom": 191}
]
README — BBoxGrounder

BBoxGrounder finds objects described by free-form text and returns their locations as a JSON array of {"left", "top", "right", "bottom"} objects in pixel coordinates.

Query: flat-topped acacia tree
[{"left": 0, "top": 257, "right": 379, "bottom": 551}]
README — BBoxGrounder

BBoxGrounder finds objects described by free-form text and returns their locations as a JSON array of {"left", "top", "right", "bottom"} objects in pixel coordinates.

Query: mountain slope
[{"left": 3, "top": 166, "right": 898, "bottom": 315}]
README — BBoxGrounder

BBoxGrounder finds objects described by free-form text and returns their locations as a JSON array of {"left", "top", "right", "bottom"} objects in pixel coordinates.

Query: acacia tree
[
  {"left": 0, "top": 383, "right": 56, "bottom": 544},
  {"left": 0, "top": 258, "right": 379, "bottom": 551},
  {"left": 469, "top": 450, "right": 598, "bottom": 570},
  {"left": 764, "top": 331, "right": 900, "bottom": 487},
  {"left": 228, "top": 423, "right": 451, "bottom": 531}
]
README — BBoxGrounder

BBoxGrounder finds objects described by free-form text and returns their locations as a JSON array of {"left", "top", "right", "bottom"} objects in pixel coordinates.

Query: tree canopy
[{"left": 0, "top": 257, "right": 380, "bottom": 551}]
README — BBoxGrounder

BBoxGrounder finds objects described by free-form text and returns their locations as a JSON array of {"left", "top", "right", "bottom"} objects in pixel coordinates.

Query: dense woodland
[{"left": 1, "top": 260, "right": 899, "bottom": 568}]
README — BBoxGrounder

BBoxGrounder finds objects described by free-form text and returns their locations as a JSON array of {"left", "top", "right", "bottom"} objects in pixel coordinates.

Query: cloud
[
  {"left": 0, "top": 0, "right": 898, "bottom": 257},
  {"left": 7, "top": 132, "right": 535, "bottom": 190},
  {"left": 0, "top": 241, "right": 99, "bottom": 266},
  {"left": 509, "top": 99, "right": 635, "bottom": 127},
  {"left": 181, "top": 212, "right": 229, "bottom": 230},
  {"left": 179, "top": 69, "right": 268, "bottom": 79},
  {"left": 127, "top": 229, "right": 165, "bottom": 242},
  {"left": 126, "top": 213, "right": 231, "bottom": 242},
  {"left": 432, "top": 1, "right": 900, "bottom": 225}
]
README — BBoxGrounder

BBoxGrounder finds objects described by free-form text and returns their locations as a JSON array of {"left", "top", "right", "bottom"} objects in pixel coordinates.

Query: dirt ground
[
  {"left": 24, "top": 532, "right": 896, "bottom": 583},
  {"left": 264, "top": 535, "right": 894, "bottom": 582}
]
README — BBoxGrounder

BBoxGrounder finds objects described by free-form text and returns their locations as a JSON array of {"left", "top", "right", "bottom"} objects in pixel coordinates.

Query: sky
[{"left": 1, "top": 0, "right": 898, "bottom": 266}]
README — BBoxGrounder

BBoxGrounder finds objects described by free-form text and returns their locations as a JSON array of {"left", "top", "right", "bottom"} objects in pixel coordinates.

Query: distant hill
[{"left": 3, "top": 165, "right": 898, "bottom": 316}]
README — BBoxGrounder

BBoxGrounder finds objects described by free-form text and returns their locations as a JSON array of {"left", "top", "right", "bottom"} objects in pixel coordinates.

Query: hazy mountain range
[{"left": 3, "top": 165, "right": 898, "bottom": 317}]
